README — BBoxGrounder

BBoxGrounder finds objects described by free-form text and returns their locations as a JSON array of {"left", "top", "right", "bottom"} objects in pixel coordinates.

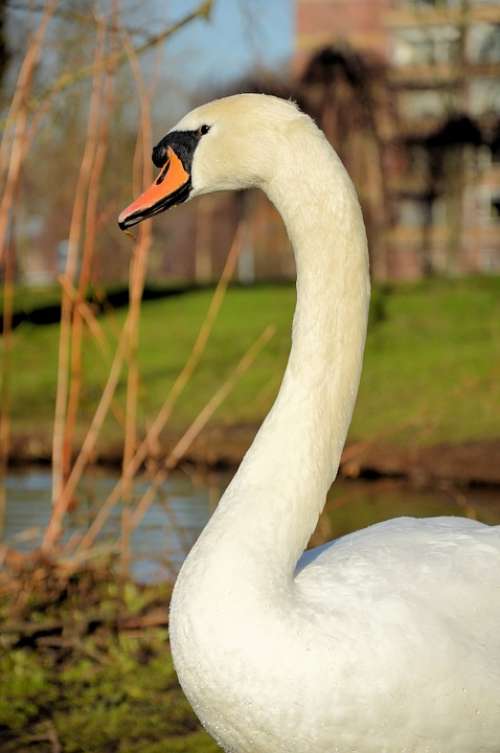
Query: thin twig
[
  {"left": 57, "top": 279, "right": 126, "bottom": 431},
  {"left": 0, "top": 224, "right": 15, "bottom": 538},
  {"left": 0, "top": 0, "right": 57, "bottom": 172},
  {"left": 77, "top": 325, "right": 275, "bottom": 551},
  {"left": 42, "top": 316, "right": 131, "bottom": 551},
  {"left": 51, "top": 20, "right": 107, "bottom": 506},
  {"left": 66, "top": 223, "right": 244, "bottom": 554},
  {"left": 119, "top": 28, "right": 156, "bottom": 571},
  {"left": 130, "top": 324, "right": 276, "bottom": 531},
  {"left": 8, "top": 2, "right": 152, "bottom": 38},
  {"left": 121, "top": 29, "right": 154, "bottom": 478},
  {"left": 57, "top": 277, "right": 110, "bottom": 357},
  {"left": 0, "top": 0, "right": 59, "bottom": 264},
  {"left": 0, "top": 0, "right": 58, "bottom": 538},
  {"left": 24, "top": 1, "right": 213, "bottom": 120},
  {"left": 64, "top": 50, "right": 114, "bottom": 475}
]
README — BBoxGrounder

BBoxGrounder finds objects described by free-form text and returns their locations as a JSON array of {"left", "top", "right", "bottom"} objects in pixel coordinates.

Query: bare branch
[
  {"left": 26, "top": 0, "right": 213, "bottom": 116},
  {"left": 77, "top": 324, "right": 275, "bottom": 552}
]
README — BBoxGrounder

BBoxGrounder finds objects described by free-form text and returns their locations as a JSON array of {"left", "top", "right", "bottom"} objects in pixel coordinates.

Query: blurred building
[
  {"left": 296, "top": 0, "right": 500, "bottom": 279},
  {"left": 295, "top": 0, "right": 393, "bottom": 71}
]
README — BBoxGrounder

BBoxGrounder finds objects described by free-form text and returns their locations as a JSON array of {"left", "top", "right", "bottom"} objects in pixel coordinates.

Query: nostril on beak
[{"left": 152, "top": 144, "right": 167, "bottom": 168}]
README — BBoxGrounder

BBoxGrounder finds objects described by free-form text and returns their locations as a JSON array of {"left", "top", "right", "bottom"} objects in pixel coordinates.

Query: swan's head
[{"left": 118, "top": 94, "right": 304, "bottom": 230}]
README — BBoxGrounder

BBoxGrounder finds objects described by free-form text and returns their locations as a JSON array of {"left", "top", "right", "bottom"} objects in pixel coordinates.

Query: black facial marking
[
  {"left": 152, "top": 130, "right": 202, "bottom": 171},
  {"left": 151, "top": 144, "right": 167, "bottom": 168}
]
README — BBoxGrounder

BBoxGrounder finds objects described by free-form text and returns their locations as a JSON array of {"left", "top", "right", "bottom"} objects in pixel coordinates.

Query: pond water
[{"left": 3, "top": 466, "right": 500, "bottom": 581}]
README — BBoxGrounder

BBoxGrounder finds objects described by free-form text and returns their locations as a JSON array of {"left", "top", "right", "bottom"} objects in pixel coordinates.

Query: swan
[{"left": 118, "top": 94, "right": 500, "bottom": 753}]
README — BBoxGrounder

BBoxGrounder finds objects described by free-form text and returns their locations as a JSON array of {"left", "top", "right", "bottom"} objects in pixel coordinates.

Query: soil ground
[{"left": 8, "top": 425, "right": 500, "bottom": 487}]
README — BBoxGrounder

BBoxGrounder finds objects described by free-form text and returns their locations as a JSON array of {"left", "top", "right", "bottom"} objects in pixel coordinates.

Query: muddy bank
[
  {"left": 7, "top": 427, "right": 500, "bottom": 487},
  {"left": 340, "top": 440, "right": 500, "bottom": 487}
]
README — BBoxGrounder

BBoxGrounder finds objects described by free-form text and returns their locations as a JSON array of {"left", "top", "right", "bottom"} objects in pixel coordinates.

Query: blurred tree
[
  {"left": 207, "top": 45, "right": 399, "bottom": 281},
  {"left": 299, "top": 46, "right": 398, "bottom": 279}
]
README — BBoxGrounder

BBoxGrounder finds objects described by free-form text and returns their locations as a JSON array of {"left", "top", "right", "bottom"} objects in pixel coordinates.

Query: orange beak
[{"left": 118, "top": 146, "right": 191, "bottom": 230}]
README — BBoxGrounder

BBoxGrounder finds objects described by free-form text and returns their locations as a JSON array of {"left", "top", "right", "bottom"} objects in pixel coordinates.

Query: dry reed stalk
[
  {"left": 122, "top": 234, "right": 160, "bottom": 483},
  {"left": 17, "top": 92, "right": 58, "bottom": 173},
  {"left": 58, "top": 277, "right": 110, "bottom": 356},
  {"left": 42, "top": 317, "right": 132, "bottom": 550},
  {"left": 0, "top": 0, "right": 58, "bottom": 190},
  {"left": 139, "top": 220, "right": 245, "bottom": 437},
  {"left": 122, "top": 224, "right": 151, "bottom": 490},
  {"left": 77, "top": 325, "right": 275, "bottom": 552},
  {"left": 128, "top": 324, "right": 276, "bottom": 533},
  {"left": 64, "top": 67, "right": 114, "bottom": 471},
  {"left": 58, "top": 277, "right": 126, "bottom": 431},
  {"left": 119, "top": 32, "right": 156, "bottom": 570},
  {"left": 0, "top": 0, "right": 58, "bottom": 530},
  {"left": 51, "top": 21, "right": 107, "bottom": 507},
  {"left": 0, "top": 231, "right": 15, "bottom": 537},
  {"left": 131, "top": 125, "right": 144, "bottom": 200},
  {"left": 65, "top": 223, "right": 244, "bottom": 556},
  {"left": 0, "top": 486, "right": 5, "bottom": 542},
  {"left": 20, "top": 47, "right": 73, "bottom": 165}
]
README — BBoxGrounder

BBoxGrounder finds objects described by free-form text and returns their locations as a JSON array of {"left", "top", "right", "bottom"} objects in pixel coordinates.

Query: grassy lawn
[{"left": 5, "top": 276, "right": 500, "bottom": 450}]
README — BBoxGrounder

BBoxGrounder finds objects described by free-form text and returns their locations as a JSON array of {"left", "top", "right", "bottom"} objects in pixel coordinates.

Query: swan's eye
[{"left": 199, "top": 124, "right": 210, "bottom": 136}]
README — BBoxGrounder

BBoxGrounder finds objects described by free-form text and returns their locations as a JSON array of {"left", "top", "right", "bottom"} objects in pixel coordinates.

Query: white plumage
[{"left": 166, "top": 94, "right": 500, "bottom": 753}]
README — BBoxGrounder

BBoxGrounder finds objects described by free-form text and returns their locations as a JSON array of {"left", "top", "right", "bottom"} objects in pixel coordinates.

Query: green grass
[
  {"left": 0, "top": 638, "right": 219, "bottom": 753},
  {"left": 0, "top": 576, "right": 219, "bottom": 753},
  {"left": 4, "top": 276, "right": 500, "bottom": 449}
]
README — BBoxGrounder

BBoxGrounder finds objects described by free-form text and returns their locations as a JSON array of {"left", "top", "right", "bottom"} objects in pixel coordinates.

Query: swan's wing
[
  {"left": 296, "top": 515, "right": 499, "bottom": 577},
  {"left": 292, "top": 516, "right": 500, "bottom": 742},
  {"left": 294, "top": 516, "right": 500, "bottom": 642}
]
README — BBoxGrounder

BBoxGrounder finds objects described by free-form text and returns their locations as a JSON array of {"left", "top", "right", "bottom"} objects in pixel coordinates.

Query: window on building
[
  {"left": 477, "top": 187, "right": 493, "bottom": 225},
  {"left": 393, "top": 29, "right": 432, "bottom": 65},
  {"left": 398, "top": 196, "right": 433, "bottom": 227},
  {"left": 432, "top": 197, "right": 446, "bottom": 225},
  {"left": 469, "top": 79, "right": 500, "bottom": 117},
  {"left": 468, "top": 23, "right": 500, "bottom": 63},
  {"left": 393, "top": 26, "right": 460, "bottom": 66},
  {"left": 399, "top": 89, "right": 454, "bottom": 119}
]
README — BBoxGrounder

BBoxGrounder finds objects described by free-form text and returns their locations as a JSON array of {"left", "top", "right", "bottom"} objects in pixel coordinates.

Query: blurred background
[
  {"left": 3, "top": 0, "right": 500, "bottom": 286},
  {"left": 0, "top": 2, "right": 499, "bottom": 752}
]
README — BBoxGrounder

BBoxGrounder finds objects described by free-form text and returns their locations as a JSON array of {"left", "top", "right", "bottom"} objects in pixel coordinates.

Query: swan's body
[{"left": 119, "top": 95, "right": 500, "bottom": 753}]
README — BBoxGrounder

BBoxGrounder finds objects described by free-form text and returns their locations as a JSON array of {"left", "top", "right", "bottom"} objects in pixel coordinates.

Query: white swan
[{"left": 119, "top": 94, "right": 500, "bottom": 753}]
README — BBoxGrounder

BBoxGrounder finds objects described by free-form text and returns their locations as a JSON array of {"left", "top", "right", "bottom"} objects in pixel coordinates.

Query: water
[
  {"left": 3, "top": 466, "right": 216, "bottom": 582},
  {"left": 3, "top": 466, "right": 500, "bottom": 581}
]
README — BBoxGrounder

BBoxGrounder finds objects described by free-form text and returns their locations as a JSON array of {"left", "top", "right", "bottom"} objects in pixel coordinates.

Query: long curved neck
[{"left": 183, "top": 122, "right": 369, "bottom": 591}]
